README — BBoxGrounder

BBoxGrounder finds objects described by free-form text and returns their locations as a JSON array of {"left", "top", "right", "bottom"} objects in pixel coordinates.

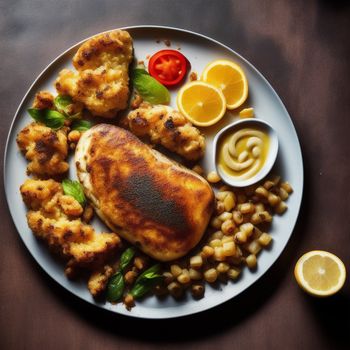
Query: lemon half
[
  {"left": 202, "top": 59, "right": 248, "bottom": 110},
  {"left": 294, "top": 250, "right": 346, "bottom": 297},
  {"left": 176, "top": 81, "right": 226, "bottom": 127}
]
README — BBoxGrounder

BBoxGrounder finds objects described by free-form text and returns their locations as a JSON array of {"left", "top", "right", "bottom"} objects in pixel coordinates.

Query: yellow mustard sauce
[{"left": 218, "top": 127, "right": 270, "bottom": 180}]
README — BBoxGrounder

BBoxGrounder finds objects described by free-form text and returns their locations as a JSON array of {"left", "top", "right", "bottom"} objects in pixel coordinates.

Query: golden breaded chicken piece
[
  {"left": 17, "top": 122, "right": 69, "bottom": 177},
  {"left": 55, "top": 30, "right": 133, "bottom": 118},
  {"left": 20, "top": 179, "right": 121, "bottom": 271},
  {"left": 75, "top": 124, "right": 214, "bottom": 261},
  {"left": 127, "top": 103, "right": 205, "bottom": 161}
]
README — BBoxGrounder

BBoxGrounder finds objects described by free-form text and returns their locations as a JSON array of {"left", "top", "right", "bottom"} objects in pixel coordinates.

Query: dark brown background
[{"left": 1, "top": 0, "right": 349, "bottom": 349}]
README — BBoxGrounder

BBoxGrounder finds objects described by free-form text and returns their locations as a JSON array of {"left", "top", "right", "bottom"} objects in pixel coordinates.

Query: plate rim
[{"left": 3, "top": 25, "right": 304, "bottom": 319}]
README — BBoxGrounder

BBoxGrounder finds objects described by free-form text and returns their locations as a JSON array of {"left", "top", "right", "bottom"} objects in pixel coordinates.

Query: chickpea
[
  {"left": 233, "top": 211, "right": 244, "bottom": 225},
  {"left": 207, "top": 171, "right": 221, "bottom": 183},
  {"left": 227, "top": 268, "right": 241, "bottom": 280},
  {"left": 259, "top": 211, "right": 272, "bottom": 223},
  {"left": 124, "top": 294, "right": 135, "bottom": 310},
  {"left": 224, "top": 192, "right": 235, "bottom": 211},
  {"left": 279, "top": 187, "right": 289, "bottom": 201},
  {"left": 258, "top": 233, "right": 273, "bottom": 247},
  {"left": 163, "top": 271, "right": 174, "bottom": 285},
  {"left": 210, "top": 217, "right": 223, "bottom": 229},
  {"left": 246, "top": 254, "right": 257, "bottom": 269},
  {"left": 222, "top": 241, "right": 236, "bottom": 256},
  {"left": 170, "top": 264, "right": 182, "bottom": 277},
  {"left": 251, "top": 212, "right": 263, "bottom": 225},
  {"left": 189, "top": 268, "right": 202, "bottom": 280},
  {"left": 245, "top": 240, "right": 262, "bottom": 255},
  {"left": 217, "top": 262, "right": 230, "bottom": 273},
  {"left": 214, "top": 247, "right": 225, "bottom": 261},
  {"left": 218, "top": 211, "right": 233, "bottom": 221},
  {"left": 270, "top": 175, "right": 281, "bottom": 186},
  {"left": 268, "top": 193, "right": 281, "bottom": 207},
  {"left": 240, "top": 203, "right": 255, "bottom": 214},
  {"left": 240, "top": 223, "right": 254, "bottom": 236},
  {"left": 263, "top": 180, "right": 275, "bottom": 190},
  {"left": 204, "top": 268, "right": 218, "bottom": 283},
  {"left": 190, "top": 255, "right": 203, "bottom": 269},
  {"left": 210, "top": 231, "right": 224, "bottom": 241},
  {"left": 255, "top": 186, "right": 269, "bottom": 198},
  {"left": 191, "top": 284, "right": 205, "bottom": 299},
  {"left": 167, "top": 282, "right": 183, "bottom": 298},
  {"left": 134, "top": 256, "right": 147, "bottom": 270},
  {"left": 209, "top": 239, "right": 222, "bottom": 248},
  {"left": 215, "top": 201, "right": 225, "bottom": 215},
  {"left": 221, "top": 219, "right": 236, "bottom": 235},
  {"left": 68, "top": 130, "right": 81, "bottom": 143},
  {"left": 235, "top": 231, "right": 248, "bottom": 244},
  {"left": 202, "top": 245, "right": 214, "bottom": 258},
  {"left": 177, "top": 269, "right": 191, "bottom": 284},
  {"left": 275, "top": 201, "right": 288, "bottom": 214},
  {"left": 216, "top": 191, "right": 229, "bottom": 201},
  {"left": 124, "top": 270, "right": 137, "bottom": 285},
  {"left": 281, "top": 181, "right": 293, "bottom": 193}
]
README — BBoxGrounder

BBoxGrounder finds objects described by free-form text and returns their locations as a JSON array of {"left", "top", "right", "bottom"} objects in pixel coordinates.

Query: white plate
[{"left": 4, "top": 26, "right": 303, "bottom": 319}]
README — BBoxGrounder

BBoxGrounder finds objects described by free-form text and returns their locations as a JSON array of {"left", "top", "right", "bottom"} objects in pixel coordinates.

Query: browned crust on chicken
[
  {"left": 75, "top": 124, "right": 214, "bottom": 261},
  {"left": 126, "top": 103, "right": 205, "bottom": 161}
]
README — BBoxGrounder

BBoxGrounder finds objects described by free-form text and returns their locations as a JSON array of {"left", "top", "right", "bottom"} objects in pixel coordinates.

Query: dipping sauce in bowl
[{"left": 213, "top": 119, "right": 278, "bottom": 187}]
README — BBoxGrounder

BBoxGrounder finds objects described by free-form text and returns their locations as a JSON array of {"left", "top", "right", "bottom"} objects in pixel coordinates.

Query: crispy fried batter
[
  {"left": 127, "top": 103, "right": 205, "bottom": 161},
  {"left": 55, "top": 30, "right": 133, "bottom": 118},
  {"left": 32, "top": 91, "right": 54, "bottom": 110},
  {"left": 20, "top": 179, "right": 121, "bottom": 271},
  {"left": 88, "top": 265, "right": 114, "bottom": 297},
  {"left": 16, "top": 122, "right": 69, "bottom": 177}
]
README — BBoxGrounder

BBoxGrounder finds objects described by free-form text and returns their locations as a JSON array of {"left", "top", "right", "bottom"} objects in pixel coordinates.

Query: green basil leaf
[
  {"left": 44, "top": 110, "right": 66, "bottom": 129},
  {"left": 132, "top": 69, "right": 170, "bottom": 104},
  {"left": 28, "top": 108, "right": 65, "bottom": 130},
  {"left": 71, "top": 119, "right": 92, "bottom": 131},
  {"left": 62, "top": 179, "right": 86, "bottom": 205},
  {"left": 106, "top": 271, "right": 125, "bottom": 302},
  {"left": 28, "top": 108, "right": 45, "bottom": 123},
  {"left": 120, "top": 247, "right": 136, "bottom": 272},
  {"left": 130, "top": 264, "right": 163, "bottom": 299},
  {"left": 54, "top": 95, "right": 72, "bottom": 114}
]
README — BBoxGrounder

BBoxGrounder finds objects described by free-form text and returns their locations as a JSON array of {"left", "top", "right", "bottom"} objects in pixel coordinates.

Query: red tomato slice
[{"left": 148, "top": 50, "right": 188, "bottom": 86}]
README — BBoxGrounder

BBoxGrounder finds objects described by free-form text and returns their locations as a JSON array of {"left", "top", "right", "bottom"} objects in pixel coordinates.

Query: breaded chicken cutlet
[
  {"left": 126, "top": 103, "right": 205, "bottom": 161},
  {"left": 20, "top": 179, "right": 121, "bottom": 279},
  {"left": 55, "top": 30, "right": 133, "bottom": 118},
  {"left": 17, "top": 122, "right": 69, "bottom": 177}
]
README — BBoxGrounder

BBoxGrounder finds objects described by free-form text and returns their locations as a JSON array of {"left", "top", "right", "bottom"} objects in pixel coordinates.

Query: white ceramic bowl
[{"left": 213, "top": 118, "right": 279, "bottom": 187}]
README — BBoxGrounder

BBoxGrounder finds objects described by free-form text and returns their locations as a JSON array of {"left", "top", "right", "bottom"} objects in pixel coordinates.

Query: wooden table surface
[{"left": 1, "top": 1, "right": 349, "bottom": 349}]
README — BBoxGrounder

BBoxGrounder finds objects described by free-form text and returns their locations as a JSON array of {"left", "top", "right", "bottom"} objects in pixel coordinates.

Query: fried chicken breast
[
  {"left": 17, "top": 122, "right": 69, "bottom": 177},
  {"left": 20, "top": 179, "right": 121, "bottom": 271},
  {"left": 55, "top": 30, "right": 133, "bottom": 118},
  {"left": 126, "top": 103, "right": 205, "bottom": 161},
  {"left": 75, "top": 124, "right": 214, "bottom": 261}
]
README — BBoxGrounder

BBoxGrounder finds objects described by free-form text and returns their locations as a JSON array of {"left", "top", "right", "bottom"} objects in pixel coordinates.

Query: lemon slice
[
  {"left": 202, "top": 59, "right": 248, "bottom": 110},
  {"left": 294, "top": 250, "right": 346, "bottom": 297},
  {"left": 176, "top": 81, "right": 226, "bottom": 126}
]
